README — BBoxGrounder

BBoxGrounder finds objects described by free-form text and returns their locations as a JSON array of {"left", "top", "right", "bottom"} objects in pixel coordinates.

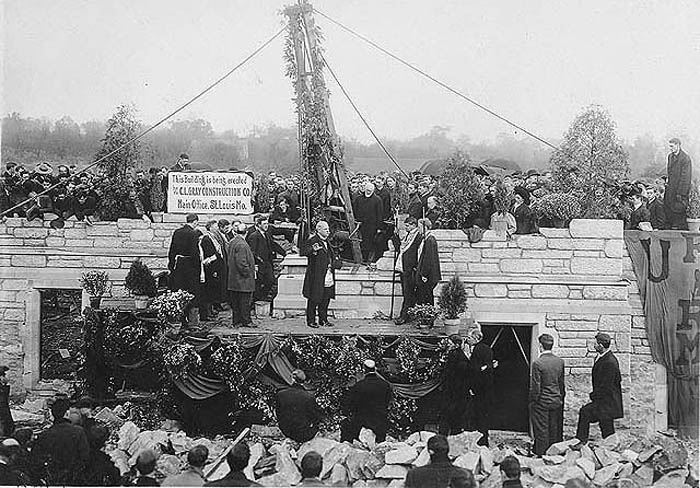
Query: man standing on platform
[
  {"left": 664, "top": 137, "right": 692, "bottom": 230},
  {"left": 227, "top": 223, "right": 256, "bottom": 328},
  {"left": 168, "top": 213, "right": 201, "bottom": 325},
  {"left": 353, "top": 181, "right": 384, "bottom": 267},
  {"left": 573, "top": 332, "right": 623, "bottom": 445},
  {"left": 529, "top": 334, "right": 565, "bottom": 456},
  {"left": 275, "top": 370, "right": 323, "bottom": 443},
  {"left": 341, "top": 359, "right": 392, "bottom": 443},
  {"left": 467, "top": 328, "right": 496, "bottom": 447},
  {"left": 301, "top": 220, "right": 339, "bottom": 328},
  {"left": 394, "top": 217, "right": 422, "bottom": 325},
  {"left": 247, "top": 214, "right": 284, "bottom": 303},
  {"left": 415, "top": 218, "right": 441, "bottom": 307}
]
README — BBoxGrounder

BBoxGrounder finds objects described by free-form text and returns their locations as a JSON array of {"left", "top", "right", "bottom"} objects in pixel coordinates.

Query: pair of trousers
[
  {"left": 576, "top": 402, "right": 615, "bottom": 442},
  {"left": 472, "top": 394, "right": 491, "bottom": 446},
  {"left": 415, "top": 280, "right": 436, "bottom": 306},
  {"left": 531, "top": 404, "right": 563, "bottom": 455},
  {"left": 398, "top": 272, "right": 417, "bottom": 320},
  {"left": 230, "top": 291, "right": 252, "bottom": 326},
  {"left": 306, "top": 287, "right": 333, "bottom": 325}
]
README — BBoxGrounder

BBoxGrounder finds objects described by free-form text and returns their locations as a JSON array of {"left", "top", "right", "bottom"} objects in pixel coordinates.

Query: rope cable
[
  {"left": 1, "top": 27, "right": 285, "bottom": 218},
  {"left": 320, "top": 53, "right": 409, "bottom": 179},
  {"left": 314, "top": 8, "right": 563, "bottom": 155}
]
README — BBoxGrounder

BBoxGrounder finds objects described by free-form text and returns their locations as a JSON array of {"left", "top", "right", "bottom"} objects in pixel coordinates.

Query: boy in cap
[{"left": 573, "top": 332, "right": 623, "bottom": 445}]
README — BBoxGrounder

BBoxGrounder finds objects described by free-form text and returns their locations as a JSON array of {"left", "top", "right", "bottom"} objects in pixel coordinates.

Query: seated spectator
[
  {"left": 404, "top": 434, "right": 475, "bottom": 488},
  {"left": 513, "top": 187, "right": 538, "bottom": 234},
  {"left": 133, "top": 449, "right": 159, "bottom": 486},
  {"left": 83, "top": 425, "right": 121, "bottom": 486},
  {"left": 299, "top": 451, "right": 325, "bottom": 486},
  {"left": 205, "top": 442, "right": 260, "bottom": 487},
  {"left": 500, "top": 455, "right": 523, "bottom": 488},
  {"left": 162, "top": 444, "right": 209, "bottom": 486}
]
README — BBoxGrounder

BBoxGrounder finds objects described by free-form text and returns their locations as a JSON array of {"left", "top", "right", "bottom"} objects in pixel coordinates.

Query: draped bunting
[
  {"left": 171, "top": 332, "right": 447, "bottom": 401},
  {"left": 624, "top": 231, "right": 699, "bottom": 437}
]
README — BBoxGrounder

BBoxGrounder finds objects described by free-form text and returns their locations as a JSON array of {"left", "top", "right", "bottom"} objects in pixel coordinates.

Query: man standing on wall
[
  {"left": 664, "top": 137, "right": 692, "bottom": 230},
  {"left": 301, "top": 220, "right": 340, "bottom": 328},
  {"left": 529, "top": 334, "right": 565, "bottom": 456},
  {"left": 573, "top": 332, "right": 623, "bottom": 445},
  {"left": 415, "top": 218, "right": 442, "bottom": 307},
  {"left": 227, "top": 223, "right": 256, "bottom": 328},
  {"left": 167, "top": 213, "right": 201, "bottom": 325}
]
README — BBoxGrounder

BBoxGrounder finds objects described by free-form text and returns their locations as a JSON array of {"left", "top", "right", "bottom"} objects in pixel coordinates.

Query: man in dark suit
[
  {"left": 353, "top": 181, "right": 385, "bottom": 266},
  {"left": 467, "top": 328, "right": 496, "bottom": 447},
  {"left": 664, "top": 137, "right": 692, "bottom": 230},
  {"left": 246, "top": 214, "right": 285, "bottom": 303},
  {"left": 205, "top": 443, "right": 260, "bottom": 487},
  {"left": 227, "top": 223, "right": 256, "bottom": 328},
  {"left": 275, "top": 370, "right": 323, "bottom": 443},
  {"left": 404, "top": 434, "right": 476, "bottom": 488},
  {"left": 168, "top": 213, "right": 201, "bottom": 323},
  {"left": 415, "top": 218, "right": 442, "bottom": 306},
  {"left": 649, "top": 180, "right": 668, "bottom": 230},
  {"left": 394, "top": 217, "right": 422, "bottom": 325},
  {"left": 513, "top": 186, "right": 538, "bottom": 235},
  {"left": 30, "top": 397, "right": 90, "bottom": 485},
  {"left": 626, "top": 192, "right": 651, "bottom": 230},
  {"left": 341, "top": 360, "right": 392, "bottom": 443},
  {"left": 301, "top": 220, "right": 339, "bottom": 328},
  {"left": 574, "top": 332, "right": 623, "bottom": 444},
  {"left": 529, "top": 334, "right": 565, "bottom": 456},
  {"left": 406, "top": 181, "right": 423, "bottom": 220},
  {"left": 440, "top": 335, "right": 471, "bottom": 435}
]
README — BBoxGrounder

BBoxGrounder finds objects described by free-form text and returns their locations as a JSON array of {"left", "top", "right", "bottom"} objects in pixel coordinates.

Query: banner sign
[
  {"left": 167, "top": 172, "right": 253, "bottom": 214},
  {"left": 624, "top": 231, "right": 700, "bottom": 435}
]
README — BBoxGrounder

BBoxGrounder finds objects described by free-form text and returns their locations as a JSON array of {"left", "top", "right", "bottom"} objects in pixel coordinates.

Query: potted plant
[
  {"left": 438, "top": 275, "right": 468, "bottom": 336},
  {"left": 407, "top": 304, "right": 441, "bottom": 329},
  {"left": 687, "top": 180, "right": 700, "bottom": 232},
  {"left": 152, "top": 290, "right": 195, "bottom": 327},
  {"left": 532, "top": 192, "right": 582, "bottom": 228},
  {"left": 80, "top": 270, "right": 112, "bottom": 309},
  {"left": 125, "top": 260, "right": 157, "bottom": 310}
]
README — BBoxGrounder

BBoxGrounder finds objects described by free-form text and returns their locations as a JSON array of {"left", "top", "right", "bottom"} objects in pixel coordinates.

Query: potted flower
[
  {"left": 437, "top": 275, "right": 468, "bottom": 336},
  {"left": 687, "top": 180, "right": 700, "bottom": 232},
  {"left": 408, "top": 304, "right": 441, "bottom": 329},
  {"left": 532, "top": 192, "right": 582, "bottom": 228},
  {"left": 151, "top": 290, "right": 195, "bottom": 326},
  {"left": 125, "top": 260, "right": 157, "bottom": 310},
  {"left": 80, "top": 270, "right": 112, "bottom": 309}
]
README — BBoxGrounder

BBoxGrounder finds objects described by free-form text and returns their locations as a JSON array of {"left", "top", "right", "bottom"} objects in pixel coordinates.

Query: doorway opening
[
  {"left": 481, "top": 324, "right": 532, "bottom": 432},
  {"left": 39, "top": 289, "right": 83, "bottom": 380}
]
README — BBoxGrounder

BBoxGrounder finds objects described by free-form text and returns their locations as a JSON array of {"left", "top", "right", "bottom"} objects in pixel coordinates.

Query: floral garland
[
  {"left": 162, "top": 343, "right": 201, "bottom": 381},
  {"left": 151, "top": 290, "right": 194, "bottom": 323},
  {"left": 102, "top": 312, "right": 155, "bottom": 364}
]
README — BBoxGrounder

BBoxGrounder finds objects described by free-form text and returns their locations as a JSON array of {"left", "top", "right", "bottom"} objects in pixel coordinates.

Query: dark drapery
[{"left": 625, "top": 231, "right": 699, "bottom": 437}]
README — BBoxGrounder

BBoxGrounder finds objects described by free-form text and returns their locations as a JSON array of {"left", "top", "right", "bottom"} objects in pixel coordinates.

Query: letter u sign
[{"left": 640, "top": 238, "right": 670, "bottom": 283}]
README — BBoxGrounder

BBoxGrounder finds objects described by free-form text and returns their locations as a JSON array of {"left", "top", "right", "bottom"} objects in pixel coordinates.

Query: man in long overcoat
[
  {"left": 664, "top": 137, "right": 692, "bottom": 230},
  {"left": 301, "top": 220, "right": 339, "bottom": 328},
  {"left": 467, "top": 328, "right": 496, "bottom": 447},
  {"left": 529, "top": 334, "right": 565, "bottom": 456},
  {"left": 341, "top": 360, "right": 392, "bottom": 443},
  {"left": 440, "top": 335, "right": 471, "bottom": 435},
  {"left": 168, "top": 213, "right": 201, "bottom": 322},
  {"left": 394, "top": 217, "right": 422, "bottom": 325},
  {"left": 353, "top": 182, "right": 385, "bottom": 265},
  {"left": 246, "top": 214, "right": 285, "bottom": 302},
  {"left": 574, "top": 332, "right": 623, "bottom": 444},
  {"left": 415, "top": 218, "right": 442, "bottom": 306},
  {"left": 227, "top": 223, "right": 256, "bottom": 327},
  {"left": 275, "top": 370, "right": 323, "bottom": 443}
]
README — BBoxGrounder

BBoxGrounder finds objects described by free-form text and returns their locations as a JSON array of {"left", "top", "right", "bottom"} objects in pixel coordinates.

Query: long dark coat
[
  {"left": 416, "top": 234, "right": 442, "bottom": 286},
  {"left": 275, "top": 384, "right": 323, "bottom": 443},
  {"left": 590, "top": 352, "right": 623, "bottom": 419},
  {"left": 664, "top": 149, "right": 692, "bottom": 218},
  {"left": 407, "top": 193, "right": 423, "bottom": 220},
  {"left": 514, "top": 203, "right": 539, "bottom": 234},
  {"left": 246, "top": 228, "right": 284, "bottom": 300},
  {"left": 200, "top": 233, "right": 223, "bottom": 301},
  {"left": 301, "top": 234, "right": 338, "bottom": 302},
  {"left": 353, "top": 193, "right": 384, "bottom": 253},
  {"left": 210, "top": 227, "right": 229, "bottom": 301},
  {"left": 649, "top": 198, "right": 668, "bottom": 230},
  {"left": 469, "top": 341, "right": 495, "bottom": 402},
  {"left": 344, "top": 373, "right": 392, "bottom": 438},
  {"left": 168, "top": 225, "right": 201, "bottom": 296},
  {"left": 227, "top": 235, "right": 255, "bottom": 293}
]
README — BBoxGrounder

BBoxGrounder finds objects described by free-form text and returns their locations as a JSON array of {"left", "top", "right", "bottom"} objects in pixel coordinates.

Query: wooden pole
[{"left": 203, "top": 427, "right": 250, "bottom": 480}]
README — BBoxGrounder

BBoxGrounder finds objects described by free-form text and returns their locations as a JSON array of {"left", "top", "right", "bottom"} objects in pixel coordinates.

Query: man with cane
[{"left": 394, "top": 216, "right": 422, "bottom": 325}]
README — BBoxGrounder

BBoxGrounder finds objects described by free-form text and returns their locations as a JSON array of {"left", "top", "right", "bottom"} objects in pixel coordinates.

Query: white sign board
[{"left": 167, "top": 172, "right": 253, "bottom": 214}]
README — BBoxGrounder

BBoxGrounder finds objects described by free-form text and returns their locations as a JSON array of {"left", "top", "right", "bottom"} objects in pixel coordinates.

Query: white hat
[
  {"left": 2, "top": 438, "right": 20, "bottom": 447},
  {"left": 363, "top": 359, "right": 376, "bottom": 370}
]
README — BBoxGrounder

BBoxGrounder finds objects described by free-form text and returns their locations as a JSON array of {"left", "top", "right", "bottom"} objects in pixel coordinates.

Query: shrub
[
  {"left": 688, "top": 180, "right": 700, "bottom": 219},
  {"left": 532, "top": 192, "right": 582, "bottom": 226},
  {"left": 437, "top": 275, "right": 468, "bottom": 320},
  {"left": 79, "top": 270, "right": 112, "bottom": 298},
  {"left": 125, "top": 260, "right": 157, "bottom": 297},
  {"left": 437, "top": 150, "right": 485, "bottom": 229}
]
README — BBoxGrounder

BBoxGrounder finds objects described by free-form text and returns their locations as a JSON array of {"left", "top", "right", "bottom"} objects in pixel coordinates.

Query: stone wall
[{"left": 0, "top": 215, "right": 661, "bottom": 435}]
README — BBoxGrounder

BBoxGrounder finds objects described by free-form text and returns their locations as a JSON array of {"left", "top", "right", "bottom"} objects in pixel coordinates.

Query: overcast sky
[{"left": 2, "top": 0, "right": 699, "bottom": 145}]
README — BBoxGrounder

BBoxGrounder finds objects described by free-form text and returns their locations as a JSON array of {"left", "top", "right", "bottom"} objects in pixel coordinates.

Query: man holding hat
[
  {"left": 665, "top": 137, "right": 692, "bottom": 230},
  {"left": 341, "top": 359, "right": 392, "bottom": 443},
  {"left": 529, "top": 334, "right": 565, "bottom": 456},
  {"left": 275, "top": 369, "right": 323, "bottom": 443},
  {"left": 574, "top": 332, "right": 623, "bottom": 445}
]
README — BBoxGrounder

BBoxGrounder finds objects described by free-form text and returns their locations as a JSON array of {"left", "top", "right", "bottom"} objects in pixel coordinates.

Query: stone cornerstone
[{"left": 0, "top": 215, "right": 662, "bottom": 436}]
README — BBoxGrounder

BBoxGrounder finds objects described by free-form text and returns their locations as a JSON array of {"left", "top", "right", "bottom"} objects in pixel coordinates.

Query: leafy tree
[
  {"left": 437, "top": 150, "right": 484, "bottom": 229},
  {"left": 550, "top": 105, "right": 629, "bottom": 218},
  {"left": 94, "top": 104, "right": 142, "bottom": 220}
]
